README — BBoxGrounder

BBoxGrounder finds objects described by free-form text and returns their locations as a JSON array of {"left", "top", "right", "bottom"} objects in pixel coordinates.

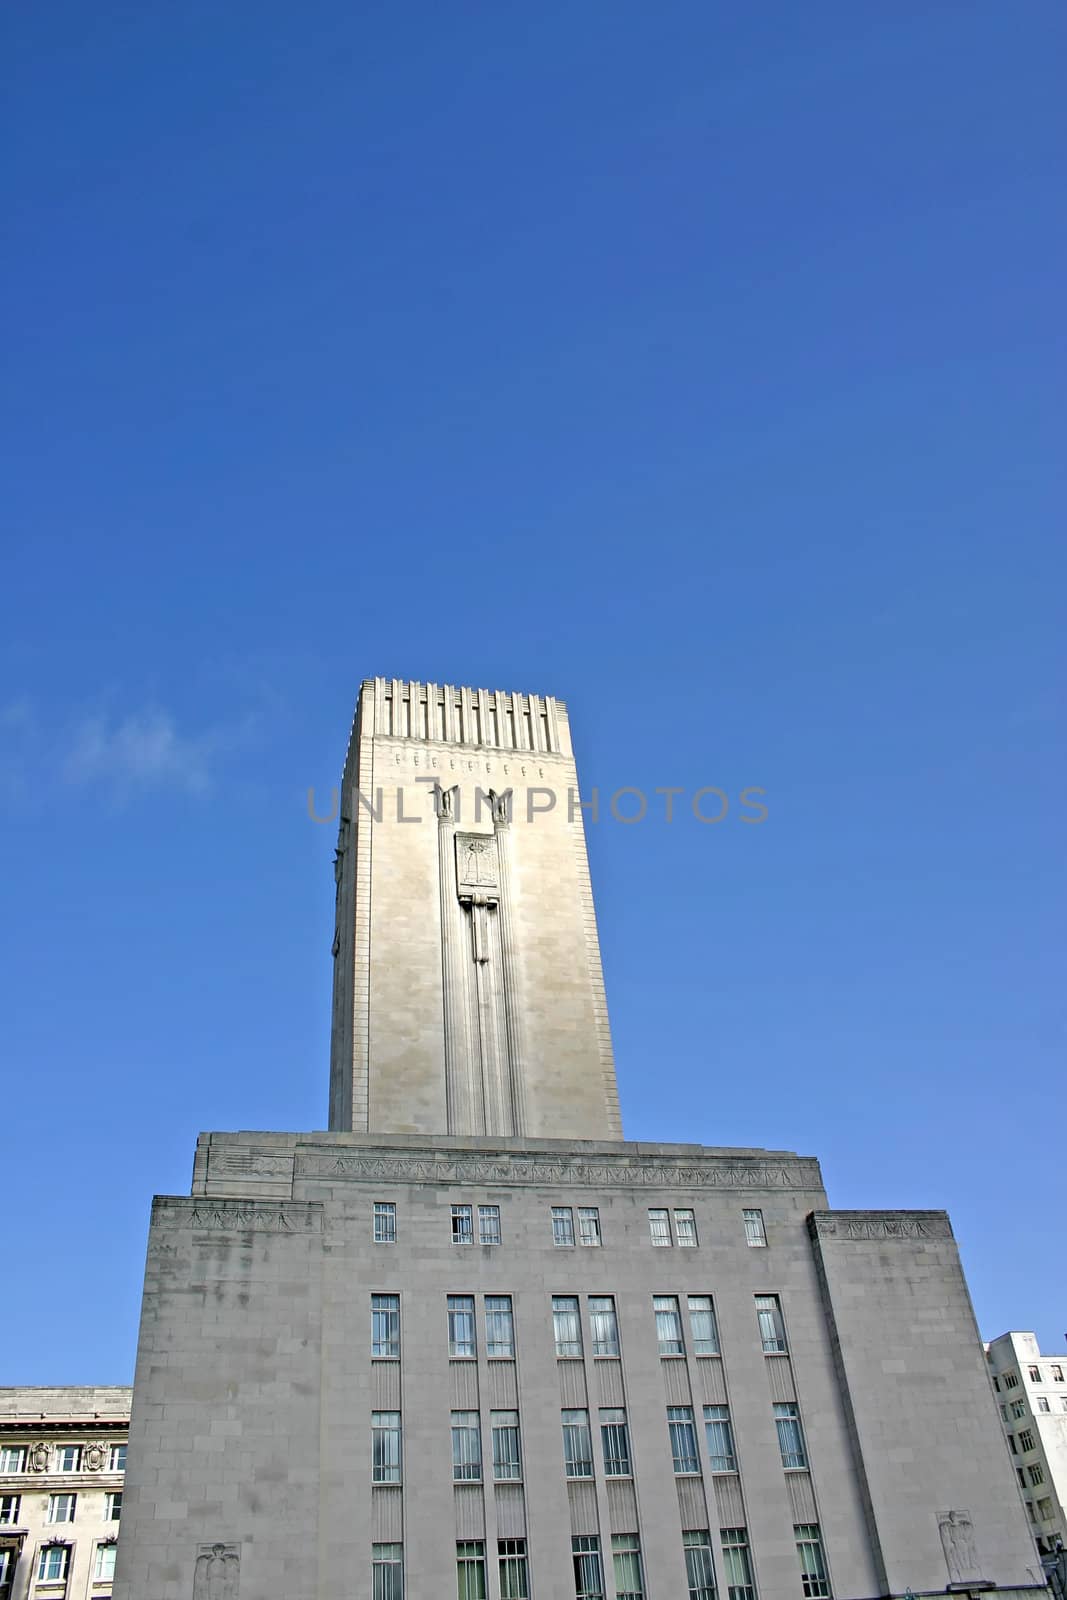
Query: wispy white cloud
[{"left": 64, "top": 710, "right": 215, "bottom": 795}]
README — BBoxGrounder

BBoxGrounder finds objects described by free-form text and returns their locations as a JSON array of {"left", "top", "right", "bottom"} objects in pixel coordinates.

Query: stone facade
[
  {"left": 986, "top": 1331, "right": 1067, "bottom": 1559},
  {"left": 0, "top": 1388, "right": 129, "bottom": 1600}
]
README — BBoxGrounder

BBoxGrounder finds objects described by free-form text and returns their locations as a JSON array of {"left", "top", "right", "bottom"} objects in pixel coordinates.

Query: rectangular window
[
  {"left": 1052, "top": 1365, "right": 1064, "bottom": 1381},
  {"left": 649, "top": 1208, "right": 672, "bottom": 1246},
  {"left": 683, "top": 1531, "right": 717, "bottom": 1600},
  {"left": 372, "top": 1412, "right": 402, "bottom": 1484},
  {"left": 1037, "top": 1397, "right": 1051, "bottom": 1413},
  {"left": 675, "top": 1208, "right": 698, "bottom": 1246},
  {"left": 1029, "top": 1365, "right": 1041, "bottom": 1382},
  {"left": 756, "top": 1294, "right": 787, "bottom": 1353},
  {"left": 552, "top": 1206, "right": 575, "bottom": 1247},
  {"left": 372, "top": 1293, "right": 401, "bottom": 1359},
  {"left": 720, "top": 1528, "right": 756, "bottom": 1600},
  {"left": 452, "top": 1412, "right": 482, "bottom": 1482},
  {"left": 1038, "top": 1497, "right": 1054, "bottom": 1520},
  {"left": 452, "top": 1204, "right": 474, "bottom": 1245},
  {"left": 56, "top": 1446, "right": 81, "bottom": 1473},
  {"left": 1008, "top": 1434, "right": 1017, "bottom": 1453},
  {"left": 374, "top": 1202, "right": 396, "bottom": 1243},
  {"left": 573, "top": 1535, "right": 605, "bottom": 1600},
  {"left": 38, "top": 1546, "right": 70, "bottom": 1582},
  {"left": 668, "top": 1406, "right": 700, "bottom": 1474},
  {"left": 1028, "top": 1463, "right": 1045, "bottom": 1486},
  {"left": 372, "top": 1542, "right": 404, "bottom": 1600},
  {"left": 457, "top": 1541, "right": 487, "bottom": 1600},
  {"left": 47, "top": 1493, "right": 76, "bottom": 1524},
  {"left": 0, "top": 1448, "right": 25, "bottom": 1474},
  {"left": 688, "top": 1296, "right": 720, "bottom": 1356},
  {"left": 562, "top": 1409, "right": 594, "bottom": 1479},
  {"left": 1019, "top": 1428, "right": 1035, "bottom": 1451},
  {"left": 448, "top": 1294, "right": 477, "bottom": 1359},
  {"left": 1011, "top": 1400, "right": 1026, "bottom": 1419},
  {"left": 553, "top": 1296, "right": 583, "bottom": 1358},
  {"left": 743, "top": 1209, "right": 767, "bottom": 1247},
  {"left": 612, "top": 1534, "right": 645, "bottom": 1600},
  {"left": 1004, "top": 1372, "right": 1019, "bottom": 1389},
  {"left": 655, "top": 1295, "right": 685, "bottom": 1356},
  {"left": 774, "top": 1402, "right": 808, "bottom": 1470},
  {"left": 109, "top": 1443, "right": 127, "bottom": 1472},
  {"left": 499, "top": 1538, "right": 530, "bottom": 1600},
  {"left": 589, "top": 1296, "right": 620, "bottom": 1357},
  {"left": 600, "top": 1408, "right": 631, "bottom": 1476},
  {"left": 795, "top": 1525, "right": 830, "bottom": 1598},
  {"left": 105, "top": 1490, "right": 123, "bottom": 1520},
  {"left": 94, "top": 1543, "right": 118, "bottom": 1581},
  {"left": 485, "top": 1295, "right": 515, "bottom": 1358},
  {"left": 704, "top": 1405, "right": 736, "bottom": 1471},
  {"left": 578, "top": 1206, "right": 602, "bottom": 1246},
  {"left": 491, "top": 1411, "right": 522, "bottom": 1481},
  {"left": 1016, "top": 1466, "right": 1026, "bottom": 1488},
  {"left": 0, "top": 1495, "right": 20, "bottom": 1525},
  {"left": 478, "top": 1205, "right": 501, "bottom": 1245}
]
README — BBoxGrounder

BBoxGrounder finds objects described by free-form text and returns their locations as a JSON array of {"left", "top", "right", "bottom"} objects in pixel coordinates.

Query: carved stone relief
[
  {"left": 29, "top": 1442, "right": 51, "bottom": 1472},
  {"left": 938, "top": 1509, "right": 982, "bottom": 1584},
  {"left": 300, "top": 1149, "right": 824, "bottom": 1191},
  {"left": 809, "top": 1211, "right": 954, "bottom": 1241},
  {"left": 193, "top": 1542, "right": 240, "bottom": 1599},
  {"left": 154, "top": 1198, "right": 324, "bottom": 1233},
  {"left": 82, "top": 1442, "right": 107, "bottom": 1473}
]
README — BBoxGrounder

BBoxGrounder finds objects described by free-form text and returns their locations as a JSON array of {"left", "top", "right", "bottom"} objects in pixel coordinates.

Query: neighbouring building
[
  {"left": 113, "top": 679, "right": 1043, "bottom": 1600},
  {"left": 987, "top": 1331, "right": 1067, "bottom": 1558},
  {"left": 0, "top": 1388, "right": 129, "bottom": 1600}
]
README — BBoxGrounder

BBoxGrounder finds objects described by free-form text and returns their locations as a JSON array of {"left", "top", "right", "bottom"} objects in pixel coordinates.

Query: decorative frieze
[
  {"left": 296, "top": 1149, "right": 824, "bottom": 1192},
  {"left": 808, "top": 1210, "right": 954, "bottom": 1242},
  {"left": 153, "top": 1198, "right": 324, "bottom": 1234}
]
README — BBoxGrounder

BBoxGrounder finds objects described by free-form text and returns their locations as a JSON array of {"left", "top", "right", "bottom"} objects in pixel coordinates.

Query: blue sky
[{"left": 2, "top": 2, "right": 1063, "bottom": 1382}]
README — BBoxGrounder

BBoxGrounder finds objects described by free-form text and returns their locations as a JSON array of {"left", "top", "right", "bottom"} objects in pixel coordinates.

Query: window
[
  {"left": 1052, "top": 1365, "right": 1064, "bottom": 1382},
  {"left": 0, "top": 1448, "right": 25, "bottom": 1474},
  {"left": 37, "top": 1546, "right": 70, "bottom": 1583},
  {"left": 689, "top": 1296, "right": 720, "bottom": 1356},
  {"left": 452, "top": 1413, "right": 482, "bottom": 1482},
  {"left": 109, "top": 1444, "right": 127, "bottom": 1472},
  {"left": 795, "top": 1524, "right": 830, "bottom": 1599},
  {"left": 372, "top": 1412, "right": 402, "bottom": 1484},
  {"left": 372, "top": 1543, "right": 404, "bottom": 1600},
  {"left": 992, "top": 1375, "right": 1000, "bottom": 1392},
  {"left": 1016, "top": 1467, "right": 1026, "bottom": 1488},
  {"left": 655, "top": 1295, "right": 685, "bottom": 1355},
  {"left": 374, "top": 1202, "right": 396, "bottom": 1243},
  {"left": 1037, "top": 1497, "right": 1055, "bottom": 1521},
  {"left": 649, "top": 1208, "right": 672, "bottom": 1246},
  {"left": 1019, "top": 1428, "right": 1035, "bottom": 1452},
  {"left": 552, "top": 1207, "right": 575, "bottom": 1247},
  {"left": 1062, "top": 1398, "right": 1067, "bottom": 1412},
  {"left": 479, "top": 1205, "right": 501, "bottom": 1246},
  {"left": 1011, "top": 1400, "right": 1027, "bottom": 1419},
  {"left": 612, "top": 1534, "right": 645, "bottom": 1600},
  {"left": 452, "top": 1205, "right": 474, "bottom": 1245},
  {"left": 756, "top": 1294, "right": 787, "bottom": 1353},
  {"left": 47, "top": 1493, "right": 76, "bottom": 1524},
  {"left": 668, "top": 1406, "right": 700, "bottom": 1474},
  {"left": 0, "top": 1495, "right": 20, "bottom": 1525},
  {"left": 683, "top": 1531, "right": 717, "bottom": 1600},
  {"left": 56, "top": 1446, "right": 81, "bottom": 1473},
  {"left": 1029, "top": 1365, "right": 1041, "bottom": 1382},
  {"left": 1007, "top": 1434, "right": 1017, "bottom": 1454},
  {"left": 589, "top": 1296, "right": 620, "bottom": 1357},
  {"left": 573, "top": 1535, "right": 605, "bottom": 1600},
  {"left": 1037, "top": 1396, "right": 1051, "bottom": 1413},
  {"left": 578, "top": 1207, "right": 602, "bottom": 1246},
  {"left": 720, "top": 1528, "right": 756, "bottom": 1600},
  {"left": 704, "top": 1405, "right": 736, "bottom": 1471},
  {"left": 1028, "top": 1463, "right": 1045, "bottom": 1486},
  {"left": 372, "top": 1293, "right": 400, "bottom": 1359},
  {"left": 675, "top": 1208, "right": 698, "bottom": 1246},
  {"left": 1004, "top": 1372, "right": 1020, "bottom": 1389},
  {"left": 448, "top": 1295, "right": 477, "bottom": 1359},
  {"left": 105, "top": 1490, "right": 123, "bottom": 1520},
  {"left": 553, "top": 1295, "right": 583, "bottom": 1358},
  {"left": 457, "top": 1542, "right": 487, "bottom": 1600},
  {"left": 485, "top": 1295, "right": 515, "bottom": 1358},
  {"left": 774, "top": 1402, "right": 808, "bottom": 1469},
  {"left": 499, "top": 1538, "right": 530, "bottom": 1600},
  {"left": 562, "top": 1410, "right": 593, "bottom": 1479},
  {"left": 94, "top": 1544, "right": 118, "bottom": 1582},
  {"left": 491, "top": 1412, "right": 522, "bottom": 1481},
  {"left": 600, "top": 1409, "right": 631, "bottom": 1476},
  {"left": 743, "top": 1209, "right": 766, "bottom": 1247}
]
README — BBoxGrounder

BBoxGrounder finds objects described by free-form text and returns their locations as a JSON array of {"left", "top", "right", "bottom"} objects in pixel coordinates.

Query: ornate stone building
[
  {"left": 114, "top": 680, "right": 1043, "bottom": 1599},
  {"left": 0, "top": 1387, "right": 129, "bottom": 1600}
]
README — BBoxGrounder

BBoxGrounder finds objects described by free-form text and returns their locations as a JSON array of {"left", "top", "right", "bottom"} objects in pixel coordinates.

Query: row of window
[
  {"left": 993, "top": 1363, "right": 1065, "bottom": 1391},
  {"left": 372, "top": 1204, "right": 772, "bottom": 1250},
  {"left": 370, "top": 1292, "right": 789, "bottom": 1361},
  {"left": 1003, "top": 1396, "right": 1067, "bottom": 1420},
  {"left": 0, "top": 1444, "right": 126, "bottom": 1476},
  {"left": 20, "top": 1541, "right": 117, "bottom": 1583},
  {"left": 1016, "top": 1462, "right": 1047, "bottom": 1489},
  {"left": 0, "top": 1491, "right": 122, "bottom": 1526},
  {"left": 369, "top": 1524, "right": 829, "bottom": 1600}
]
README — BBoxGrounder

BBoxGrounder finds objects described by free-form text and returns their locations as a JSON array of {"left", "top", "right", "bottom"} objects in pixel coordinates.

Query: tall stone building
[
  {"left": 986, "top": 1332, "right": 1067, "bottom": 1559},
  {"left": 114, "top": 679, "right": 1043, "bottom": 1600}
]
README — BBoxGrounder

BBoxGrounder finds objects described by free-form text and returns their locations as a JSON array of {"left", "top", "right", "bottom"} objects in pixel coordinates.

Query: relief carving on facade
[
  {"left": 193, "top": 1542, "right": 240, "bottom": 1599},
  {"left": 810, "top": 1211, "right": 954, "bottom": 1241},
  {"left": 304, "top": 1149, "right": 823, "bottom": 1191},
  {"left": 155, "top": 1199, "right": 324, "bottom": 1233},
  {"left": 82, "top": 1442, "right": 107, "bottom": 1473},
  {"left": 29, "top": 1441, "right": 51, "bottom": 1472},
  {"left": 938, "top": 1509, "right": 983, "bottom": 1584}
]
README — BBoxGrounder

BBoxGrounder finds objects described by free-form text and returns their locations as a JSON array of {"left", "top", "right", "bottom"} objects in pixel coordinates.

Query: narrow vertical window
[
  {"left": 704, "top": 1405, "right": 737, "bottom": 1471},
  {"left": 374, "top": 1202, "right": 396, "bottom": 1243},
  {"left": 105, "top": 1491, "right": 123, "bottom": 1520},
  {"left": 452, "top": 1204, "right": 474, "bottom": 1244},
  {"left": 499, "top": 1538, "right": 530, "bottom": 1600},
  {"left": 553, "top": 1295, "right": 583, "bottom": 1358},
  {"left": 794, "top": 1525, "right": 830, "bottom": 1598},
  {"left": 573, "top": 1535, "right": 605, "bottom": 1600},
  {"left": 654, "top": 1295, "right": 685, "bottom": 1355},
  {"left": 372, "top": 1543, "right": 404, "bottom": 1600},
  {"left": 372, "top": 1412, "right": 402, "bottom": 1484},
  {"left": 492, "top": 1412, "right": 522, "bottom": 1481},
  {"left": 0, "top": 1496, "right": 20, "bottom": 1526},
  {"left": 688, "top": 1296, "right": 720, "bottom": 1355},
  {"left": 600, "top": 1408, "right": 631, "bottom": 1476},
  {"left": 485, "top": 1295, "right": 515, "bottom": 1358},
  {"left": 774, "top": 1403, "right": 808, "bottom": 1469},
  {"left": 648, "top": 1208, "right": 672, "bottom": 1246},
  {"left": 578, "top": 1206, "right": 602, "bottom": 1246},
  {"left": 451, "top": 1413, "right": 483, "bottom": 1481},
  {"left": 755, "top": 1295, "right": 787, "bottom": 1353},
  {"left": 589, "top": 1296, "right": 620, "bottom": 1357},
  {"left": 109, "top": 1444, "right": 127, "bottom": 1472},
  {"left": 38, "top": 1547, "right": 70, "bottom": 1582},
  {"left": 46, "top": 1493, "right": 76, "bottom": 1524},
  {"left": 612, "top": 1534, "right": 645, "bottom": 1600},
  {"left": 553, "top": 1206, "right": 575, "bottom": 1247},
  {"left": 94, "top": 1545, "right": 118, "bottom": 1581},
  {"left": 720, "top": 1529, "right": 756, "bottom": 1600},
  {"left": 562, "top": 1409, "right": 594, "bottom": 1478},
  {"left": 668, "top": 1407, "right": 700, "bottom": 1474},
  {"left": 372, "top": 1293, "right": 401, "bottom": 1359},
  {"left": 683, "top": 1531, "right": 718, "bottom": 1600},
  {"left": 743, "top": 1209, "right": 767, "bottom": 1247},
  {"left": 674, "top": 1208, "right": 698, "bottom": 1246},
  {"left": 0, "top": 1449, "right": 25, "bottom": 1473},
  {"left": 448, "top": 1295, "right": 477, "bottom": 1358},
  {"left": 478, "top": 1205, "right": 501, "bottom": 1245},
  {"left": 457, "top": 1541, "right": 487, "bottom": 1600}
]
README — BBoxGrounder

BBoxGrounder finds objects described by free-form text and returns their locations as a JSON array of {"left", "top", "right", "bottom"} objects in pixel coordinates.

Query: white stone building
[
  {"left": 0, "top": 1388, "right": 129, "bottom": 1600},
  {"left": 986, "top": 1331, "right": 1067, "bottom": 1557}
]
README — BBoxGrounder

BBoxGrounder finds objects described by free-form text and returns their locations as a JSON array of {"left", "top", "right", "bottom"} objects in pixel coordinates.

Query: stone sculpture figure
[
  {"left": 938, "top": 1510, "right": 981, "bottom": 1583},
  {"left": 193, "top": 1543, "right": 240, "bottom": 1600}
]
